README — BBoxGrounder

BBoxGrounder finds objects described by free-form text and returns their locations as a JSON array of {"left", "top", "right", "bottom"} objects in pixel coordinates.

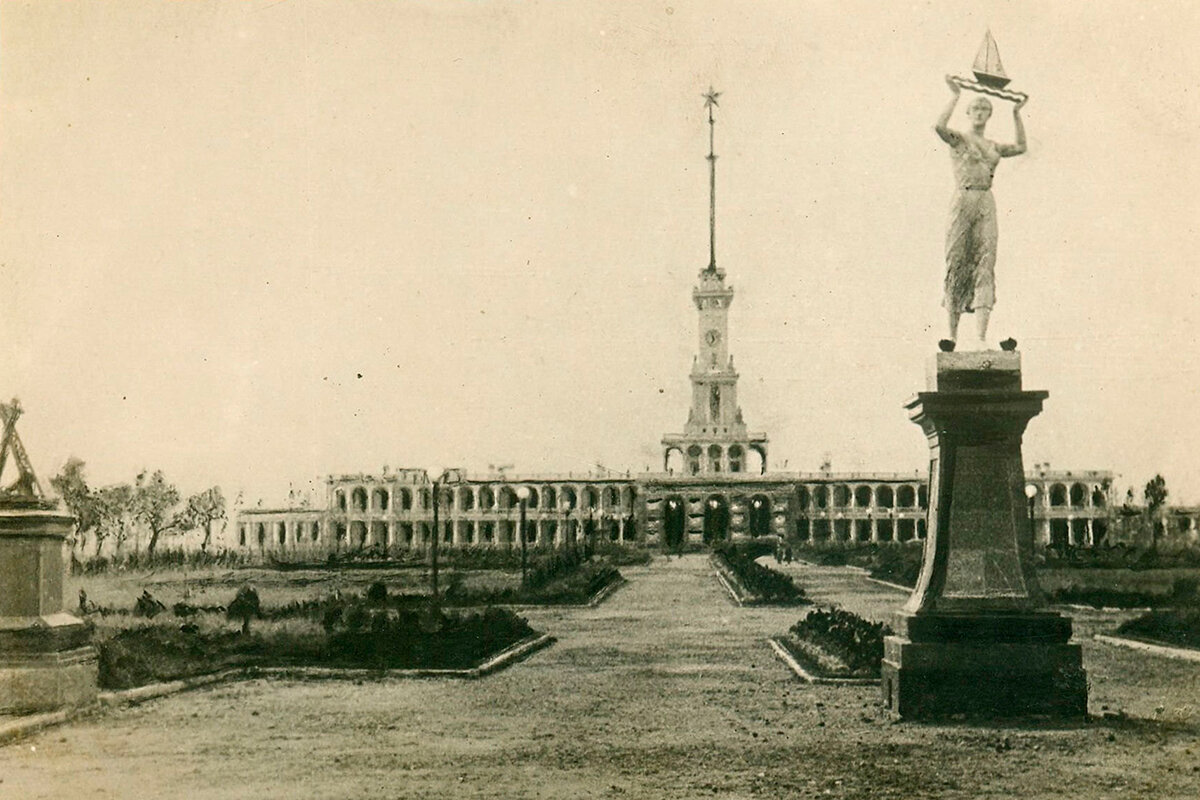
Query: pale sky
[{"left": 2, "top": 1, "right": 1198, "bottom": 506}]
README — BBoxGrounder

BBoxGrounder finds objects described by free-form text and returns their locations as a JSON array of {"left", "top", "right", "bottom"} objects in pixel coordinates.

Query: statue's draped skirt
[{"left": 943, "top": 188, "right": 997, "bottom": 313}]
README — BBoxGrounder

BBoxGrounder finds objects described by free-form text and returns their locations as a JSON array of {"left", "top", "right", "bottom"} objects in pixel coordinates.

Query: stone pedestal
[
  {"left": 881, "top": 352, "right": 1087, "bottom": 719},
  {"left": 0, "top": 504, "right": 97, "bottom": 715}
]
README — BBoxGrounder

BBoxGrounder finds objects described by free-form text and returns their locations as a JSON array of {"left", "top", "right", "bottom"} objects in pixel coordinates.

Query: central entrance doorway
[
  {"left": 703, "top": 495, "right": 730, "bottom": 544},
  {"left": 663, "top": 496, "right": 686, "bottom": 552}
]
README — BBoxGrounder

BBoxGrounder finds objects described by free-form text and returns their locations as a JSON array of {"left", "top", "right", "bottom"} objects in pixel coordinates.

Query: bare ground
[{"left": 3, "top": 555, "right": 1199, "bottom": 799}]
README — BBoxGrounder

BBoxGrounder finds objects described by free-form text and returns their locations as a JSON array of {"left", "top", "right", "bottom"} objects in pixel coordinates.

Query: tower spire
[{"left": 703, "top": 87, "right": 721, "bottom": 271}]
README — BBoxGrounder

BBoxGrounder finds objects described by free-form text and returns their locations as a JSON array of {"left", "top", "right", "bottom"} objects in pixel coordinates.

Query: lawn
[{"left": 69, "top": 564, "right": 513, "bottom": 615}]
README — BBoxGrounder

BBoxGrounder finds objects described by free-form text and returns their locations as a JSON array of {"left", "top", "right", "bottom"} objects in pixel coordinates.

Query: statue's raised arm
[
  {"left": 935, "top": 75, "right": 962, "bottom": 146},
  {"left": 996, "top": 96, "right": 1027, "bottom": 158}
]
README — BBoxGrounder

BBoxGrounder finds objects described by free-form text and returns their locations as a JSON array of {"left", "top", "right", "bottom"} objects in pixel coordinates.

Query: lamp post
[
  {"left": 516, "top": 485, "right": 531, "bottom": 587},
  {"left": 1025, "top": 483, "right": 1039, "bottom": 552},
  {"left": 708, "top": 498, "right": 719, "bottom": 545},
  {"left": 429, "top": 470, "right": 442, "bottom": 602},
  {"left": 560, "top": 500, "right": 571, "bottom": 555}
]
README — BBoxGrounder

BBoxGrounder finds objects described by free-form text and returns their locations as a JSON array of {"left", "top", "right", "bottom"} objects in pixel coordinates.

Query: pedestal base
[
  {"left": 0, "top": 615, "right": 98, "bottom": 715},
  {"left": 881, "top": 611, "right": 1086, "bottom": 720},
  {"left": 0, "top": 646, "right": 98, "bottom": 715}
]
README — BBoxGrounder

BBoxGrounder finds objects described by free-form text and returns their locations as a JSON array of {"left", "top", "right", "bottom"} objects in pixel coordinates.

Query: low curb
[
  {"left": 1093, "top": 633, "right": 1200, "bottom": 663},
  {"left": 506, "top": 575, "right": 628, "bottom": 611},
  {"left": 1059, "top": 604, "right": 1152, "bottom": 614},
  {"left": 0, "top": 708, "right": 79, "bottom": 748},
  {"left": 713, "top": 566, "right": 747, "bottom": 607},
  {"left": 585, "top": 576, "right": 627, "bottom": 607},
  {"left": 863, "top": 576, "right": 912, "bottom": 594},
  {"left": 767, "top": 637, "right": 880, "bottom": 686},
  {"left": 0, "top": 633, "right": 556, "bottom": 747},
  {"left": 251, "top": 633, "right": 557, "bottom": 681}
]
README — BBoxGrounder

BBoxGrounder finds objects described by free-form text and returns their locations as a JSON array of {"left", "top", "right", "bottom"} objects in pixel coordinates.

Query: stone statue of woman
[{"left": 936, "top": 75, "right": 1027, "bottom": 350}]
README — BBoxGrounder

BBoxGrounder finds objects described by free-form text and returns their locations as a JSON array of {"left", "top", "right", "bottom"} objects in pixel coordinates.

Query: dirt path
[{"left": 1, "top": 555, "right": 1198, "bottom": 799}]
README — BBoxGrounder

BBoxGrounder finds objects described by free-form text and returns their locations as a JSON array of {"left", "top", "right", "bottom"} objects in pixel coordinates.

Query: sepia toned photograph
[{"left": 1, "top": 2, "right": 1198, "bottom": 797}]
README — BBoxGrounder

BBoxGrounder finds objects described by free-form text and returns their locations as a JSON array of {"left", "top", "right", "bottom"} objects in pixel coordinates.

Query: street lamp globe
[
  {"left": 515, "top": 486, "right": 531, "bottom": 502},
  {"left": 1024, "top": 484, "right": 1038, "bottom": 500}
]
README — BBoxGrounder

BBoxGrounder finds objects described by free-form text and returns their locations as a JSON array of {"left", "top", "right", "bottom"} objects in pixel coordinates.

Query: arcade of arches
[{"left": 234, "top": 468, "right": 1117, "bottom": 555}]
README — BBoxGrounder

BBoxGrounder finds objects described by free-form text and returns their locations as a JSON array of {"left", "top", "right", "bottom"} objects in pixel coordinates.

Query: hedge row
[{"left": 712, "top": 541, "right": 807, "bottom": 605}]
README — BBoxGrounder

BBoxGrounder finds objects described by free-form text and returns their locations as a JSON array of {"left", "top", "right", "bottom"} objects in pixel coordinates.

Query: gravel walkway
[{"left": 0, "top": 555, "right": 1197, "bottom": 799}]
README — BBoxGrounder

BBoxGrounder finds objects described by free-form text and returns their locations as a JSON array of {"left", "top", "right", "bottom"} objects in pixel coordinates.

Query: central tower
[{"left": 662, "top": 89, "right": 768, "bottom": 475}]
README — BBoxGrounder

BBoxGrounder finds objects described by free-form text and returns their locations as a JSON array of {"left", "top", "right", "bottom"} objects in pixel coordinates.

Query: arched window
[
  {"left": 543, "top": 486, "right": 557, "bottom": 510},
  {"left": 458, "top": 487, "right": 475, "bottom": 511},
  {"left": 498, "top": 487, "right": 517, "bottom": 510},
  {"left": 813, "top": 485, "right": 829, "bottom": 510},
  {"left": 335, "top": 490, "right": 347, "bottom": 512},
  {"left": 1049, "top": 484, "right": 1068, "bottom": 507},
  {"left": 876, "top": 486, "right": 894, "bottom": 509},
  {"left": 277, "top": 522, "right": 286, "bottom": 545},
  {"left": 398, "top": 488, "right": 413, "bottom": 511},
  {"left": 687, "top": 445, "right": 702, "bottom": 475},
  {"left": 561, "top": 486, "right": 577, "bottom": 510},
  {"left": 256, "top": 524, "right": 266, "bottom": 547},
  {"left": 728, "top": 445, "right": 744, "bottom": 473},
  {"left": 708, "top": 444, "right": 723, "bottom": 472},
  {"left": 797, "top": 486, "right": 810, "bottom": 511},
  {"left": 1069, "top": 483, "right": 1087, "bottom": 508},
  {"left": 854, "top": 485, "right": 872, "bottom": 508},
  {"left": 584, "top": 487, "right": 599, "bottom": 509},
  {"left": 1091, "top": 486, "right": 1107, "bottom": 507},
  {"left": 372, "top": 488, "right": 389, "bottom": 512},
  {"left": 479, "top": 486, "right": 495, "bottom": 510},
  {"left": 918, "top": 485, "right": 929, "bottom": 509},
  {"left": 833, "top": 485, "right": 851, "bottom": 508},
  {"left": 897, "top": 485, "right": 916, "bottom": 508},
  {"left": 351, "top": 487, "right": 368, "bottom": 512}
]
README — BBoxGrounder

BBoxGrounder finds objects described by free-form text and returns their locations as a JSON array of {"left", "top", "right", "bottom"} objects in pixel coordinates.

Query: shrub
[
  {"left": 134, "top": 590, "right": 167, "bottom": 618},
  {"left": 868, "top": 542, "right": 924, "bottom": 588},
  {"left": 73, "top": 548, "right": 251, "bottom": 575},
  {"left": 365, "top": 581, "right": 388, "bottom": 605},
  {"left": 226, "top": 586, "right": 261, "bottom": 635}
]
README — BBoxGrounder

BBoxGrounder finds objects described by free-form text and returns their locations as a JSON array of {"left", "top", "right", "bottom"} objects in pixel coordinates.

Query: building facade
[
  {"left": 232, "top": 99, "right": 1127, "bottom": 559},
  {"left": 234, "top": 467, "right": 1119, "bottom": 558}
]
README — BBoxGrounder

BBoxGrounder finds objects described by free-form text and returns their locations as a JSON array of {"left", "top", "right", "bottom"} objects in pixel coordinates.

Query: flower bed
[
  {"left": 778, "top": 607, "right": 892, "bottom": 679},
  {"left": 711, "top": 542, "right": 807, "bottom": 605},
  {"left": 1115, "top": 607, "right": 1200, "bottom": 651},
  {"left": 95, "top": 602, "right": 537, "bottom": 690}
]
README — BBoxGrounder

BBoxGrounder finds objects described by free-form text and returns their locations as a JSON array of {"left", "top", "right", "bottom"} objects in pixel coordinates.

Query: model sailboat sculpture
[{"left": 950, "top": 31, "right": 1027, "bottom": 102}]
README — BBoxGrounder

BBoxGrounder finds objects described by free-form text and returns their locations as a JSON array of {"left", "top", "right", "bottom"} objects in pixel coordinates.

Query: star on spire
[{"left": 702, "top": 87, "right": 721, "bottom": 110}]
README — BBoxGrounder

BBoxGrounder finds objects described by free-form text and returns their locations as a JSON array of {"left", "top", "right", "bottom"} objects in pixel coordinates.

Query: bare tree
[
  {"left": 133, "top": 470, "right": 181, "bottom": 556},
  {"left": 1144, "top": 474, "right": 1169, "bottom": 552}
]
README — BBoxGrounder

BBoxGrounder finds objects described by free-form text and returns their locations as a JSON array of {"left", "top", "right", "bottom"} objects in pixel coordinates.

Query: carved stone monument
[
  {"left": 882, "top": 39, "right": 1087, "bottom": 719},
  {"left": 881, "top": 355, "right": 1086, "bottom": 718},
  {"left": 0, "top": 399, "right": 97, "bottom": 715}
]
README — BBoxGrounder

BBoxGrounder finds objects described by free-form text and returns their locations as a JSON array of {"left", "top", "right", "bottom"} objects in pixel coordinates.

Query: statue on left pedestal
[{"left": 0, "top": 398, "right": 52, "bottom": 508}]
